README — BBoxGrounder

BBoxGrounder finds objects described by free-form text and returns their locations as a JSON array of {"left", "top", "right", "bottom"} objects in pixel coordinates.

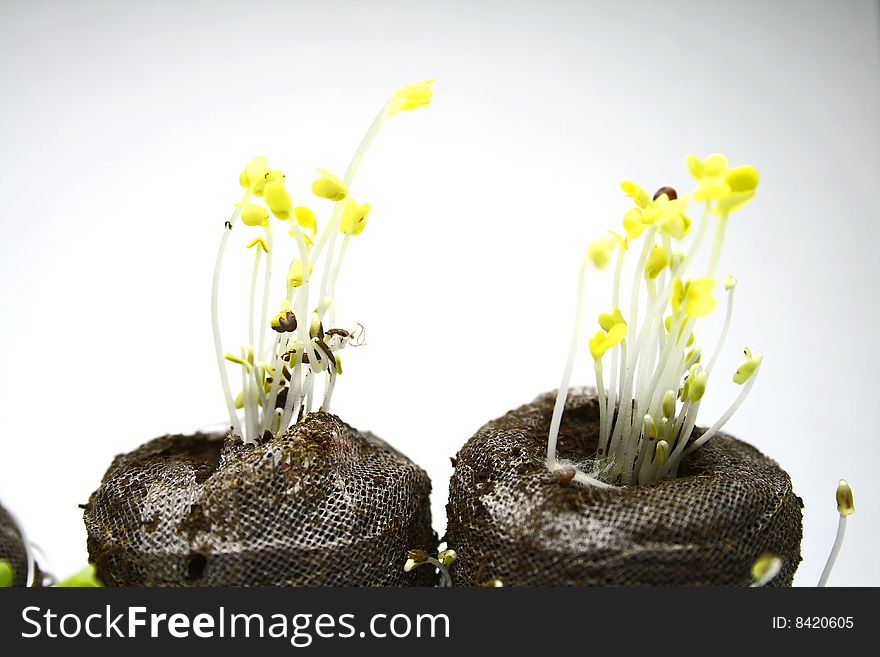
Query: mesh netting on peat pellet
[
  {"left": 84, "top": 412, "right": 436, "bottom": 586},
  {"left": 445, "top": 388, "right": 803, "bottom": 586},
  {"left": 1, "top": 501, "right": 36, "bottom": 587}
]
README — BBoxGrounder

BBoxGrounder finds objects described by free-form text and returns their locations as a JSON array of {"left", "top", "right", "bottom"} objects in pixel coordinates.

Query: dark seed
[
  {"left": 272, "top": 310, "right": 298, "bottom": 333},
  {"left": 653, "top": 186, "right": 677, "bottom": 201},
  {"left": 556, "top": 466, "right": 576, "bottom": 486}
]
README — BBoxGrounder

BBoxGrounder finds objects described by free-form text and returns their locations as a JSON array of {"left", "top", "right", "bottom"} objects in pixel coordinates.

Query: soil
[{"left": 444, "top": 388, "right": 803, "bottom": 586}]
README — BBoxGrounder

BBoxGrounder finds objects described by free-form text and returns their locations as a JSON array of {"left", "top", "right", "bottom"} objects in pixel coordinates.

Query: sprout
[
  {"left": 385, "top": 79, "right": 435, "bottom": 117},
  {"left": 210, "top": 81, "right": 433, "bottom": 444},
  {"left": 547, "top": 154, "right": 763, "bottom": 486},
  {"left": 818, "top": 480, "right": 855, "bottom": 587},
  {"left": 0, "top": 559, "right": 12, "bottom": 587},
  {"left": 55, "top": 564, "right": 103, "bottom": 588},
  {"left": 403, "top": 549, "right": 453, "bottom": 587},
  {"left": 311, "top": 169, "right": 348, "bottom": 201},
  {"left": 750, "top": 553, "right": 782, "bottom": 587}
]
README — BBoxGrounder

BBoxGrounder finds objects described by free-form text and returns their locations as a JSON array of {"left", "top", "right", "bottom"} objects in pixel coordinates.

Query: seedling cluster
[
  {"left": 211, "top": 81, "right": 433, "bottom": 444},
  {"left": 547, "top": 153, "right": 763, "bottom": 486}
]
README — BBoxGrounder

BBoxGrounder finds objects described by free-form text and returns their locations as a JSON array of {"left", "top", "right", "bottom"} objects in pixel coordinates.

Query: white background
[{"left": 0, "top": 0, "right": 877, "bottom": 586}]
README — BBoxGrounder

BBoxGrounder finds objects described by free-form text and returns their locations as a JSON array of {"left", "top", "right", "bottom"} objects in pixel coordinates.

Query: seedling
[
  {"left": 0, "top": 561, "right": 103, "bottom": 588},
  {"left": 0, "top": 559, "right": 12, "bottom": 587},
  {"left": 403, "top": 549, "right": 455, "bottom": 587},
  {"left": 210, "top": 81, "right": 433, "bottom": 444},
  {"left": 750, "top": 479, "right": 855, "bottom": 587},
  {"left": 749, "top": 553, "right": 782, "bottom": 587},
  {"left": 818, "top": 479, "right": 855, "bottom": 587},
  {"left": 547, "top": 154, "right": 762, "bottom": 486}
]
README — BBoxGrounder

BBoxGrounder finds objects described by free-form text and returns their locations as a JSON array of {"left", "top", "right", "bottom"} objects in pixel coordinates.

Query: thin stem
[
  {"left": 706, "top": 285, "right": 735, "bottom": 375},
  {"left": 281, "top": 358, "right": 302, "bottom": 430},
  {"left": 287, "top": 219, "right": 321, "bottom": 398},
  {"left": 596, "top": 362, "right": 607, "bottom": 454},
  {"left": 248, "top": 249, "right": 262, "bottom": 357},
  {"left": 572, "top": 468, "right": 614, "bottom": 489},
  {"left": 325, "top": 233, "right": 351, "bottom": 329},
  {"left": 424, "top": 557, "right": 453, "bottom": 588},
  {"left": 240, "top": 356, "right": 254, "bottom": 443},
  {"left": 211, "top": 206, "right": 245, "bottom": 439},
  {"left": 312, "top": 107, "right": 389, "bottom": 303},
  {"left": 682, "top": 361, "right": 762, "bottom": 457},
  {"left": 547, "top": 257, "right": 588, "bottom": 466},
  {"left": 678, "top": 202, "right": 711, "bottom": 278},
  {"left": 818, "top": 515, "right": 847, "bottom": 587},
  {"left": 707, "top": 212, "right": 728, "bottom": 278},
  {"left": 257, "top": 225, "right": 273, "bottom": 362},
  {"left": 607, "top": 248, "right": 627, "bottom": 436},
  {"left": 321, "top": 367, "right": 338, "bottom": 412},
  {"left": 304, "top": 368, "right": 316, "bottom": 415},
  {"left": 611, "top": 341, "right": 627, "bottom": 449},
  {"left": 637, "top": 435, "right": 657, "bottom": 484},
  {"left": 641, "top": 313, "right": 686, "bottom": 421},
  {"left": 606, "top": 232, "right": 656, "bottom": 465},
  {"left": 627, "top": 229, "right": 656, "bottom": 359},
  {"left": 664, "top": 399, "right": 700, "bottom": 478},
  {"left": 261, "top": 334, "right": 285, "bottom": 434}
]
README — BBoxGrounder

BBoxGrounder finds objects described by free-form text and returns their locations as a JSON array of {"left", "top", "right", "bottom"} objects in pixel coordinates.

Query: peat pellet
[
  {"left": 445, "top": 388, "right": 803, "bottom": 586},
  {"left": 0, "top": 502, "right": 35, "bottom": 587},
  {"left": 85, "top": 412, "right": 436, "bottom": 586}
]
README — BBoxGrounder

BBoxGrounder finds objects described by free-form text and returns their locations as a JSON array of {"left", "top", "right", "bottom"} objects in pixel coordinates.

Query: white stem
[
  {"left": 602, "top": 342, "right": 627, "bottom": 456},
  {"left": 211, "top": 207, "right": 245, "bottom": 439},
  {"left": 304, "top": 369, "right": 315, "bottom": 415},
  {"left": 326, "top": 233, "right": 351, "bottom": 328},
  {"left": 240, "top": 359, "right": 253, "bottom": 443},
  {"left": 636, "top": 277, "right": 658, "bottom": 403},
  {"left": 706, "top": 285, "right": 735, "bottom": 376},
  {"left": 612, "top": 244, "right": 625, "bottom": 308},
  {"left": 611, "top": 341, "right": 627, "bottom": 447},
  {"left": 607, "top": 248, "right": 626, "bottom": 436},
  {"left": 312, "top": 106, "right": 388, "bottom": 308},
  {"left": 637, "top": 437, "right": 657, "bottom": 484},
  {"left": 606, "top": 242, "right": 658, "bottom": 469},
  {"left": 258, "top": 225, "right": 273, "bottom": 362},
  {"left": 642, "top": 312, "right": 684, "bottom": 412},
  {"left": 678, "top": 203, "right": 711, "bottom": 278},
  {"left": 682, "top": 361, "right": 762, "bottom": 457},
  {"left": 287, "top": 219, "right": 321, "bottom": 399},
  {"left": 261, "top": 334, "right": 285, "bottom": 434},
  {"left": 627, "top": 229, "right": 656, "bottom": 356},
  {"left": 608, "top": 298, "right": 664, "bottom": 465},
  {"left": 596, "top": 362, "right": 607, "bottom": 455},
  {"left": 818, "top": 515, "right": 847, "bottom": 587},
  {"left": 424, "top": 557, "right": 454, "bottom": 587},
  {"left": 572, "top": 468, "right": 614, "bottom": 489},
  {"left": 321, "top": 368, "right": 337, "bottom": 412},
  {"left": 618, "top": 397, "right": 640, "bottom": 484},
  {"left": 670, "top": 397, "right": 690, "bottom": 449},
  {"left": 708, "top": 212, "right": 728, "bottom": 278},
  {"left": 547, "top": 258, "right": 588, "bottom": 466},
  {"left": 664, "top": 399, "right": 700, "bottom": 478},
  {"left": 281, "top": 360, "right": 302, "bottom": 430},
  {"left": 248, "top": 249, "right": 262, "bottom": 358}
]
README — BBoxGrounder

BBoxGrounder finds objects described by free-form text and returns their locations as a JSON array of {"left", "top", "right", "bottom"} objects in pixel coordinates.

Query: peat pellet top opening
[
  {"left": 445, "top": 388, "right": 803, "bottom": 586},
  {"left": 85, "top": 412, "right": 436, "bottom": 587}
]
